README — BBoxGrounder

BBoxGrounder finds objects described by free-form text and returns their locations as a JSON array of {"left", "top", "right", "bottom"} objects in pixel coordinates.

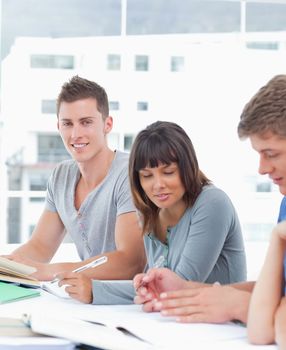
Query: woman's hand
[{"left": 133, "top": 268, "right": 187, "bottom": 312}]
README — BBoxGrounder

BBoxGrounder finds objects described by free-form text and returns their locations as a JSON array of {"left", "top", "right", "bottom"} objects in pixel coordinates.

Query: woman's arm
[
  {"left": 247, "top": 222, "right": 286, "bottom": 345},
  {"left": 174, "top": 188, "right": 246, "bottom": 284}
]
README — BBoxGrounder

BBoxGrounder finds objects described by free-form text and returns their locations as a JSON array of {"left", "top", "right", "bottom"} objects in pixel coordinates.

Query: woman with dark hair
[{"left": 57, "top": 121, "right": 246, "bottom": 305}]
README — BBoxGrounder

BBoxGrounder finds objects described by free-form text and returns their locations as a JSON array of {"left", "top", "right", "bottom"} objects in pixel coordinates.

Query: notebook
[
  {"left": 0, "top": 282, "right": 40, "bottom": 304},
  {"left": 0, "top": 257, "right": 39, "bottom": 288}
]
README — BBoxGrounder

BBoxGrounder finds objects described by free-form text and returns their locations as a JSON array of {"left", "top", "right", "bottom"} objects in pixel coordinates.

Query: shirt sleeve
[
  {"left": 174, "top": 188, "right": 243, "bottom": 284},
  {"left": 278, "top": 196, "right": 286, "bottom": 223},
  {"left": 44, "top": 167, "right": 58, "bottom": 212},
  {"left": 115, "top": 169, "right": 136, "bottom": 216},
  {"left": 91, "top": 280, "right": 135, "bottom": 305}
]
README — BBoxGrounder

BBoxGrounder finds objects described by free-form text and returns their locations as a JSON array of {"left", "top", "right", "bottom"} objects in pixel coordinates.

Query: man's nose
[
  {"left": 258, "top": 157, "right": 273, "bottom": 175},
  {"left": 71, "top": 124, "right": 82, "bottom": 138}
]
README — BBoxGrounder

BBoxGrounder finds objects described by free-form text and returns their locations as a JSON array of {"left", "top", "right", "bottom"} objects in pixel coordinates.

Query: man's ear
[{"left": 104, "top": 116, "right": 113, "bottom": 134}]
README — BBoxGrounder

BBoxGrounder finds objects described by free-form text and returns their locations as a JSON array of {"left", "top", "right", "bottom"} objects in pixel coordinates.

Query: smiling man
[{"left": 7, "top": 76, "right": 146, "bottom": 281}]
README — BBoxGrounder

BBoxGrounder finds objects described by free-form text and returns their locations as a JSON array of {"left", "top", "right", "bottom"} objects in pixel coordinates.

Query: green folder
[{"left": 0, "top": 281, "right": 40, "bottom": 304}]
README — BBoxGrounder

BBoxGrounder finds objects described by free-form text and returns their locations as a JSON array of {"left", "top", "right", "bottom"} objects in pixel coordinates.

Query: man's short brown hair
[
  {"left": 238, "top": 75, "right": 286, "bottom": 139},
  {"left": 57, "top": 76, "right": 109, "bottom": 118}
]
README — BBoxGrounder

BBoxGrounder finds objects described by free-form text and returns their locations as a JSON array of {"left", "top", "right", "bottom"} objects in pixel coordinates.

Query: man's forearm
[
  {"left": 11, "top": 241, "right": 53, "bottom": 263},
  {"left": 231, "top": 281, "right": 255, "bottom": 292}
]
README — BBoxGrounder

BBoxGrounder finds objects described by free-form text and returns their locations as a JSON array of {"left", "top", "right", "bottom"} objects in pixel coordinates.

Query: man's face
[
  {"left": 57, "top": 98, "right": 112, "bottom": 164},
  {"left": 250, "top": 131, "right": 286, "bottom": 195}
]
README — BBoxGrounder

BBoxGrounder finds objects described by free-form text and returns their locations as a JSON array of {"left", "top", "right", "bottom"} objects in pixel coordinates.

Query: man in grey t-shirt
[{"left": 8, "top": 76, "right": 146, "bottom": 282}]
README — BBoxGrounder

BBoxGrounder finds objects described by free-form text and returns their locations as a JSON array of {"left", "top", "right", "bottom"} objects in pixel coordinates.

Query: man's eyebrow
[{"left": 59, "top": 116, "right": 96, "bottom": 121}]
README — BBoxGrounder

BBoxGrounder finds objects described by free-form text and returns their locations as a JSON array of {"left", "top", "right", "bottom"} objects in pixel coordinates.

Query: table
[{"left": 0, "top": 290, "right": 278, "bottom": 350}]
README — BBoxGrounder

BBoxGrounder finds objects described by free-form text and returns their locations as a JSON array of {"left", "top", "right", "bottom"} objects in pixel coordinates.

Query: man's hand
[
  {"left": 133, "top": 268, "right": 187, "bottom": 312},
  {"left": 153, "top": 284, "right": 250, "bottom": 324},
  {"left": 57, "top": 271, "right": 93, "bottom": 304}
]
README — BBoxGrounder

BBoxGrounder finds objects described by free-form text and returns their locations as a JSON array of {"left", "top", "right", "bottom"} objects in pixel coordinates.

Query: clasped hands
[{"left": 133, "top": 267, "right": 237, "bottom": 323}]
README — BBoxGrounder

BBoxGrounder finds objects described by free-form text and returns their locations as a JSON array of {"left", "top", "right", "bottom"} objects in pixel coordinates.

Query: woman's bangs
[{"left": 135, "top": 139, "right": 177, "bottom": 171}]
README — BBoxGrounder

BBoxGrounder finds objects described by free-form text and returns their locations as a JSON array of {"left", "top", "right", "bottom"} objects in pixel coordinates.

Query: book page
[{"left": 0, "top": 257, "right": 37, "bottom": 277}]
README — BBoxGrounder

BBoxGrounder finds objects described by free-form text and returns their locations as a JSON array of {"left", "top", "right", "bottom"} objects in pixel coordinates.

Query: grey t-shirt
[
  {"left": 45, "top": 150, "right": 135, "bottom": 260},
  {"left": 91, "top": 185, "right": 246, "bottom": 304}
]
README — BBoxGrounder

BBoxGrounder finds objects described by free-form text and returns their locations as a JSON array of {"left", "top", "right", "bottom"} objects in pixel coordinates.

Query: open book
[
  {"left": 0, "top": 257, "right": 39, "bottom": 287},
  {"left": 0, "top": 257, "right": 69, "bottom": 298},
  {"left": 27, "top": 304, "right": 250, "bottom": 350}
]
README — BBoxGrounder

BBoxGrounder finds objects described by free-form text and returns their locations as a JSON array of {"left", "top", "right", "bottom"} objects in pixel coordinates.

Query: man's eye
[{"left": 267, "top": 153, "right": 278, "bottom": 159}]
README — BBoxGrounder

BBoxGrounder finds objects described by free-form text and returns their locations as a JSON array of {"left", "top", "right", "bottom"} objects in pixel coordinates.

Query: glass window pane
[
  {"left": 8, "top": 198, "right": 21, "bottom": 243},
  {"left": 246, "top": 3, "right": 286, "bottom": 32},
  {"left": 42, "top": 99, "right": 57, "bottom": 114},
  {"left": 137, "top": 101, "right": 148, "bottom": 111},
  {"left": 171, "top": 56, "right": 185, "bottom": 72},
  {"left": 135, "top": 55, "right": 149, "bottom": 71},
  {"left": 107, "top": 54, "right": 121, "bottom": 70},
  {"left": 38, "top": 134, "right": 70, "bottom": 163},
  {"left": 30, "top": 54, "right": 74, "bottom": 69},
  {"left": 109, "top": 101, "right": 120, "bottom": 110},
  {"left": 124, "top": 134, "right": 134, "bottom": 151},
  {"left": 127, "top": 1, "right": 240, "bottom": 34}
]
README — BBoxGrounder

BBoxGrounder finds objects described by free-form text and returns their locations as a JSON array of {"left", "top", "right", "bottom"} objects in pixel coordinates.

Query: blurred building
[{"left": 1, "top": 31, "right": 285, "bottom": 243}]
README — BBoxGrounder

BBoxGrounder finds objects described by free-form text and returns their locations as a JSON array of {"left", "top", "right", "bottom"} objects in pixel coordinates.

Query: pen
[
  {"left": 50, "top": 255, "right": 108, "bottom": 284},
  {"left": 136, "top": 255, "right": 165, "bottom": 292}
]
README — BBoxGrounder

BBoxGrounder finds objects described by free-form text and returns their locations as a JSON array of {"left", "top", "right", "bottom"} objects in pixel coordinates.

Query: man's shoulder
[
  {"left": 112, "top": 151, "right": 130, "bottom": 173},
  {"left": 51, "top": 159, "right": 77, "bottom": 177},
  {"left": 278, "top": 196, "right": 286, "bottom": 222},
  {"left": 114, "top": 150, "right": 129, "bottom": 163}
]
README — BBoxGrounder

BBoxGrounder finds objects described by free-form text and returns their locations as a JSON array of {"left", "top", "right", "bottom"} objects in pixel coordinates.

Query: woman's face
[{"left": 138, "top": 162, "right": 185, "bottom": 210}]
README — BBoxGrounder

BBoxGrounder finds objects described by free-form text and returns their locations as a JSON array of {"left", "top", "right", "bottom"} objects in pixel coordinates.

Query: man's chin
[{"left": 278, "top": 185, "right": 286, "bottom": 196}]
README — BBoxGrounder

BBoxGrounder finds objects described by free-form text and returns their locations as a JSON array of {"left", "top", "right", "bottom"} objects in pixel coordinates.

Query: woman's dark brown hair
[{"left": 129, "top": 121, "right": 210, "bottom": 235}]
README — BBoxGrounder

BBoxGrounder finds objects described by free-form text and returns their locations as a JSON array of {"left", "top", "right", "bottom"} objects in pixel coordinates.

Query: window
[
  {"left": 109, "top": 101, "right": 120, "bottom": 111},
  {"left": 171, "top": 56, "right": 185, "bottom": 72},
  {"left": 38, "top": 134, "right": 69, "bottom": 163},
  {"left": 29, "top": 174, "right": 49, "bottom": 191},
  {"left": 243, "top": 223, "right": 275, "bottom": 241},
  {"left": 41, "top": 99, "right": 57, "bottom": 114},
  {"left": 107, "top": 54, "right": 121, "bottom": 70},
  {"left": 137, "top": 101, "right": 148, "bottom": 111},
  {"left": 8, "top": 198, "right": 21, "bottom": 243},
  {"left": 246, "top": 42, "right": 279, "bottom": 50},
  {"left": 124, "top": 135, "right": 134, "bottom": 151},
  {"left": 135, "top": 55, "right": 149, "bottom": 71},
  {"left": 30, "top": 54, "right": 74, "bottom": 69},
  {"left": 256, "top": 181, "right": 272, "bottom": 193}
]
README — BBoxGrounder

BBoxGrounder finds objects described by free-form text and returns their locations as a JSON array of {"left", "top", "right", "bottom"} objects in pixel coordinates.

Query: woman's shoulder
[
  {"left": 200, "top": 184, "right": 228, "bottom": 198},
  {"left": 194, "top": 184, "right": 233, "bottom": 208}
]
